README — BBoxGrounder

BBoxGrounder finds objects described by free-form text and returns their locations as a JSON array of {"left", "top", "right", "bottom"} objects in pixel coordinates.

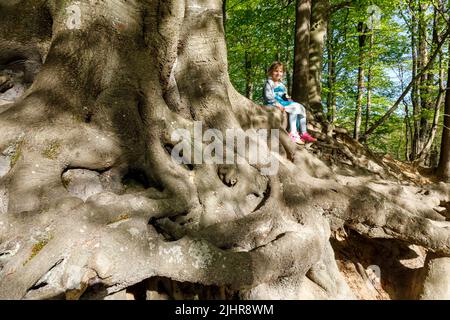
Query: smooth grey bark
[
  {"left": 326, "top": 19, "right": 337, "bottom": 123},
  {"left": 0, "top": 0, "right": 449, "bottom": 301},
  {"left": 415, "top": 49, "right": 445, "bottom": 164},
  {"left": 364, "top": 29, "right": 374, "bottom": 135}
]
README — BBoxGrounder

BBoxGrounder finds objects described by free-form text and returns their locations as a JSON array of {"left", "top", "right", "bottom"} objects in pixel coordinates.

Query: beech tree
[{"left": 0, "top": 0, "right": 449, "bottom": 300}]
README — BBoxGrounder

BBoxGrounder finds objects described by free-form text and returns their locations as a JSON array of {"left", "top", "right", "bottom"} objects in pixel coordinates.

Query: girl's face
[{"left": 271, "top": 67, "right": 283, "bottom": 82}]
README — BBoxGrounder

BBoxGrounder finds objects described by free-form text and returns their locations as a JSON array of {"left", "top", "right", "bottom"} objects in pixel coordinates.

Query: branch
[
  {"left": 330, "top": 0, "right": 354, "bottom": 13},
  {"left": 362, "top": 26, "right": 450, "bottom": 139}
]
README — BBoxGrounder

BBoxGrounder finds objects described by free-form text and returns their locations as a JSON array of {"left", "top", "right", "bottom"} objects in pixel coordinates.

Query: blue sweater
[{"left": 263, "top": 79, "right": 290, "bottom": 106}]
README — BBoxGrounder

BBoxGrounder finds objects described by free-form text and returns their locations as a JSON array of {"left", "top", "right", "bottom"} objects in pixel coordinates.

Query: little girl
[{"left": 263, "top": 61, "right": 316, "bottom": 144}]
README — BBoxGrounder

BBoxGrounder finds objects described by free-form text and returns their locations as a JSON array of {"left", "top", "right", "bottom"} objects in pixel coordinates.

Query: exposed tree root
[{"left": 0, "top": 0, "right": 449, "bottom": 300}]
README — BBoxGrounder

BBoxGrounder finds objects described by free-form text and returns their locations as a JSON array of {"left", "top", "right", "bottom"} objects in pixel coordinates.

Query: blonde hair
[{"left": 267, "top": 61, "right": 284, "bottom": 77}]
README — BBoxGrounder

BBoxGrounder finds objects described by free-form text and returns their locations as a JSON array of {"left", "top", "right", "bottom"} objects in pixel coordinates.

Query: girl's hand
[{"left": 276, "top": 103, "right": 284, "bottom": 111}]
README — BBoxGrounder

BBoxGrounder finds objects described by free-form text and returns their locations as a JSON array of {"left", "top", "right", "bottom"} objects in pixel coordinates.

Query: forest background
[{"left": 226, "top": 0, "right": 449, "bottom": 168}]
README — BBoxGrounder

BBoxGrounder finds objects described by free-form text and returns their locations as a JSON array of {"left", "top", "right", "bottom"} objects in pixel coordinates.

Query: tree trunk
[
  {"left": 0, "top": 0, "right": 449, "bottom": 301},
  {"left": 362, "top": 26, "right": 450, "bottom": 140},
  {"left": 307, "top": 0, "right": 329, "bottom": 114},
  {"left": 417, "top": 1, "right": 429, "bottom": 149},
  {"left": 292, "top": 0, "right": 312, "bottom": 105},
  {"left": 354, "top": 22, "right": 367, "bottom": 141},
  {"left": 436, "top": 41, "right": 450, "bottom": 181},
  {"left": 417, "top": 3, "right": 439, "bottom": 162},
  {"left": 286, "top": 16, "right": 293, "bottom": 95},
  {"left": 415, "top": 37, "right": 446, "bottom": 165},
  {"left": 223, "top": 0, "right": 227, "bottom": 31},
  {"left": 410, "top": 0, "right": 421, "bottom": 160},
  {"left": 365, "top": 30, "right": 374, "bottom": 135},
  {"left": 244, "top": 51, "right": 254, "bottom": 99}
]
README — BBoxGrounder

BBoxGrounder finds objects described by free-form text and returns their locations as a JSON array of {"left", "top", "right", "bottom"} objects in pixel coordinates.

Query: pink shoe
[
  {"left": 289, "top": 132, "right": 305, "bottom": 145},
  {"left": 300, "top": 132, "right": 317, "bottom": 143}
]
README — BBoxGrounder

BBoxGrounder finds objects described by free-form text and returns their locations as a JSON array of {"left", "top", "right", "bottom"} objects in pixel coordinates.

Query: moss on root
[{"left": 42, "top": 140, "right": 61, "bottom": 160}]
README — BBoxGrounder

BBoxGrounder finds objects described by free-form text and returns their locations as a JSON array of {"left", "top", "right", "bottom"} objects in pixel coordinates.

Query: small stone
[{"left": 62, "top": 169, "right": 104, "bottom": 201}]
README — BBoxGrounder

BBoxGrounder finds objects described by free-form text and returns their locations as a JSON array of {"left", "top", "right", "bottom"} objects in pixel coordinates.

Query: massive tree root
[{"left": 0, "top": 0, "right": 449, "bottom": 300}]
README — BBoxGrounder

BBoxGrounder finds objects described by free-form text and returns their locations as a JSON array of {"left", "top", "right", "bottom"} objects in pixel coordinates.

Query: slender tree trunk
[
  {"left": 326, "top": 20, "right": 337, "bottom": 123},
  {"left": 354, "top": 22, "right": 367, "bottom": 140},
  {"left": 362, "top": 26, "right": 450, "bottom": 140},
  {"left": 223, "top": 0, "right": 227, "bottom": 31},
  {"left": 286, "top": 17, "right": 293, "bottom": 94},
  {"left": 400, "top": 63, "right": 413, "bottom": 161},
  {"left": 292, "top": 0, "right": 312, "bottom": 105},
  {"left": 244, "top": 51, "right": 254, "bottom": 99},
  {"left": 415, "top": 83, "right": 444, "bottom": 164},
  {"left": 405, "top": 102, "right": 411, "bottom": 161},
  {"left": 410, "top": 0, "right": 421, "bottom": 160},
  {"left": 418, "top": 4, "right": 439, "bottom": 160},
  {"left": 436, "top": 41, "right": 450, "bottom": 181},
  {"left": 0, "top": 0, "right": 368, "bottom": 301}
]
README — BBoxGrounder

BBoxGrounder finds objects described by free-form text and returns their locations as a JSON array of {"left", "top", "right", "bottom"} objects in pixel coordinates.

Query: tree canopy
[{"left": 226, "top": 0, "right": 449, "bottom": 166}]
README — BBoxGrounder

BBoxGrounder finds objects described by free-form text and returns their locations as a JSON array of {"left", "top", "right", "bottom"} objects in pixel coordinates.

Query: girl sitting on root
[{"left": 263, "top": 61, "right": 316, "bottom": 144}]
